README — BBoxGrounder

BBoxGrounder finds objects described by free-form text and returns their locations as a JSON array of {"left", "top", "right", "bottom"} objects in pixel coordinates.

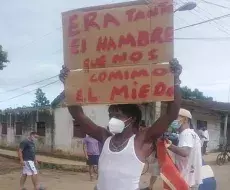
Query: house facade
[
  {"left": 0, "top": 101, "right": 155, "bottom": 157},
  {"left": 191, "top": 111, "right": 221, "bottom": 151},
  {"left": 0, "top": 107, "right": 54, "bottom": 152},
  {"left": 1, "top": 94, "right": 230, "bottom": 156},
  {"left": 53, "top": 105, "right": 109, "bottom": 156}
]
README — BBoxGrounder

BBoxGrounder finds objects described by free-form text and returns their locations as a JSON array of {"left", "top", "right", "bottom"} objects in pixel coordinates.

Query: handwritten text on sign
[
  {"left": 65, "top": 64, "right": 174, "bottom": 105},
  {"left": 62, "top": 0, "right": 174, "bottom": 69}
]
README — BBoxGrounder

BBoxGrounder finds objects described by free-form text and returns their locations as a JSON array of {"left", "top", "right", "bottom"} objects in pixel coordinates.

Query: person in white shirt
[
  {"left": 198, "top": 129, "right": 204, "bottom": 148},
  {"left": 201, "top": 127, "right": 209, "bottom": 155},
  {"left": 168, "top": 108, "right": 203, "bottom": 190}
]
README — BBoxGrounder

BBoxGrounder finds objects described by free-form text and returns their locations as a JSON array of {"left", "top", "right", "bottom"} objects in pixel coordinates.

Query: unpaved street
[{"left": 0, "top": 156, "right": 229, "bottom": 190}]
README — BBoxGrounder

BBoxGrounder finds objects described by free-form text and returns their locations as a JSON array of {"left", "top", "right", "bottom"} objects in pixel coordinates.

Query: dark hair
[
  {"left": 30, "top": 131, "right": 37, "bottom": 136},
  {"left": 108, "top": 104, "right": 142, "bottom": 125}
]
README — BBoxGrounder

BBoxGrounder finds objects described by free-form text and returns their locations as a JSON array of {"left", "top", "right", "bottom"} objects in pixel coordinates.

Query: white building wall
[
  {"left": 0, "top": 111, "right": 53, "bottom": 152},
  {"left": 192, "top": 111, "right": 221, "bottom": 151},
  {"left": 54, "top": 105, "right": 109, "bottom": 156},
  {"left": 54, "top": 108, "right": 73, "bottom": 152}
]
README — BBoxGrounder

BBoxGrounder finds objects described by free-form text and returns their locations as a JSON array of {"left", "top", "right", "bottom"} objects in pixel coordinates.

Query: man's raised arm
[
  {"left": 59, "top": 66, "right": 111, "bottom": 143},
  {"left": 144, "top": 59, "right": 182, "bottom": 142}
]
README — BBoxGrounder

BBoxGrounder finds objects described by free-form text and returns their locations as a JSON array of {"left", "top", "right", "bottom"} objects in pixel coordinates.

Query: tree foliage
[
  {"left": 32, "top": 88, "right": 50, "bottom": 107},
  {"left": 180, "top": 86, "right": 213, "bottom": 101},
  {"left": 2, "top": 106, "right": 28, "bottom": 112},
  {"left": 0, "top": 45, "right": 9, "bottom": 70}
]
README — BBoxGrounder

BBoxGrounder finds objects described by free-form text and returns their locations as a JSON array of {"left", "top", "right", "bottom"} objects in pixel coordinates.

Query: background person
[
  {"left": 168, "top": 109, "right": 203, "bottom": 190},
  {"left": 18, "top": 131, "right": 41, "bottom": 190},
  {"left": 201, "top": 127, "right": 209, "bottom": 155},
  {"left": 83, "top": 135, "right": 100, "bottom": 181}
]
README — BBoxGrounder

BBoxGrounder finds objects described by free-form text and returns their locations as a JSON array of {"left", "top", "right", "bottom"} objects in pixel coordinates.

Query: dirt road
[{"left": 0, "top": 156, "right": 229, "bottom": 190}]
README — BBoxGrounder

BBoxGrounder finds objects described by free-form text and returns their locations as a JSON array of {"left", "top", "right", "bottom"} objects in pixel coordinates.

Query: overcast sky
[{"left": 0, "top": 0, "right": 230, "bottom": 109}]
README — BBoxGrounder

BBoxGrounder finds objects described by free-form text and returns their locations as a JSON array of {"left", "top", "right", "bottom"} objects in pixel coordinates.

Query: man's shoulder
[
  {"left": 180, "top": 129, "right": 194, "bottom": 136},
  {"left": 21, "top": 138, "right": 34, "bottom": 145},
  {"left": 178, "top": 129, "right": 196, "bottom": 147},
  {"left": 83, "top": 137, "right": 90, "bottom": 144},
  {"left": 87, "top": 136, "right": 98, "bottom": 142},
  {"left": 21, "top": 138, "right": 29, "bottom": 144},
  {"left": 19, "top": 139, "right": 30, "bottom": 149},
  {"left": 179, "top": 129, "right": 199, "bottom": 142},
  {"left": 187, "top": 129, "right": 201, "bottom": 140},
  {"left": 83, "top": 136, "right": 89, "bottom": 141}
]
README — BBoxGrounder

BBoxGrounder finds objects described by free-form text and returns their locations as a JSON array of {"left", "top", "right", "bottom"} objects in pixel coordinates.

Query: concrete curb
[{"left": 0, "top": 153, "right": 88, "bottom": 173}]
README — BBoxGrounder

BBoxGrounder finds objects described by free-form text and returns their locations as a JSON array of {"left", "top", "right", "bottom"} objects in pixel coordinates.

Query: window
[
  {"left": 37, "top": 122, "right": 46, "bottom": 136},
  {"left": 197, "top": 120, "right": 207, "bottom": 130},
  {"left": 15, "top": 122, "right": 23, "bottom": 135},
  {"left": 73, "top": 121, "right": 85, "bottom": 138},
  {"left": 1, "top": 122, "right": 7, "bottom": 135}
]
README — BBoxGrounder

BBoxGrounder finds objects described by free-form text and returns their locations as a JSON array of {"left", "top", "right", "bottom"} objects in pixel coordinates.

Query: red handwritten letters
[
  {"left": 62, "top": 0, "right": 173, "bottom": 69},
  {"left": 65, "top": 64, "right": 174, "bottom": 104},
  {"left": 63, "top": 0, "right": 174, "bottom": 105}
]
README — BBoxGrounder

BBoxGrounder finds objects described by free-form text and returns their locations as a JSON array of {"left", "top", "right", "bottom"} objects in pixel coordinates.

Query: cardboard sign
[
  {"left": 62, "top": 0, "right": 174, "bottom": 69},
  {"left": 65, "top": 64, "right": 174, "bottom": 105},
  {"left": 62, "top": 0, "right": 174, "bottom": 105}
]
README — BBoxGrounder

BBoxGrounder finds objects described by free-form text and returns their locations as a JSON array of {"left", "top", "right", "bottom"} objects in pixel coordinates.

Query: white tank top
[{"left": 97, "top": 135, "right": 145, "bottom": 190}]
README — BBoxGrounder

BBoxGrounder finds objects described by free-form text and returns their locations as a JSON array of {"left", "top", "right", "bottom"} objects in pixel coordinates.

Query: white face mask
[{"left": 108, "top": 117, "right": 131, "bottom": 134}]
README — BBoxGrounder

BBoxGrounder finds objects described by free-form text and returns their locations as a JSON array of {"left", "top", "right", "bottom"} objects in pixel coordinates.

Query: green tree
[
  {"left": 32, "top": 88, "right": 50, "bottom": 107},
  {"left": 0, "top": 45, "right": 9, "bottom": 70},
  {"left": 180, "top": 86, "right": 213, "bottom": 101},
  {"left": 4, "top": 107, "right": 13, "bottom": 112}
]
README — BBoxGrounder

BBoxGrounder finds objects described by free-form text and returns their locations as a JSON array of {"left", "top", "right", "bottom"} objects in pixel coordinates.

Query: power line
[
  {"left": 0, "top": 80, "right": 59, "bottom": 103},
  {"left": 7, "top": 27, "right": 62, "bottom": 52},
  {"left": 195, "top": 4, "right": 230, "bottom": 35},
  {"left": 175, "top": 13, "right": 230, "bottom": 31},
  {"left": 201, "top": 0, "right": 230, "bottom": 10},
  {"left": 0, "top": 75, "right": 58, "bottom": 95},
  {"left": 196, "top": 0, "right": 230, "bottom": 32},
  {"left": 198, "top": 0, "right": 230, "bottom": 34},
  {"left": 179, "top": 0, "right": 230, "bottom": 35}
]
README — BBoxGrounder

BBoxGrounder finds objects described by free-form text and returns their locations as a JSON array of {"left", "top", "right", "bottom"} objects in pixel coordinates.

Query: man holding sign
[{"left": 59, "top": 58, "right": 182, "bottom": 190}]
